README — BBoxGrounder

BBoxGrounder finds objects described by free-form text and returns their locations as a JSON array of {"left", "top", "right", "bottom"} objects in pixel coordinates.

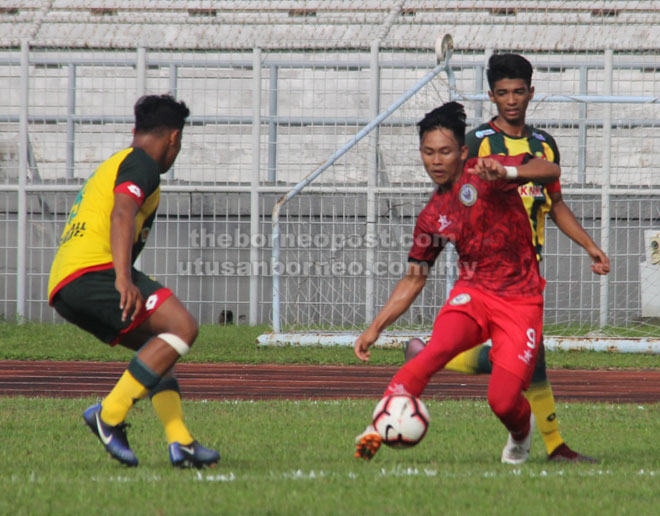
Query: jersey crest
[
  {"left": 459, "top": 184, "right": 478, "bottom": 206},
  {"left": 449, "top": 293, "right": 471, "bottom": 305}
]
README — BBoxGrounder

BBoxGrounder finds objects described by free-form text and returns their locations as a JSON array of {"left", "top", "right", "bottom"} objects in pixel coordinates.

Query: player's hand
[
  {"left": 467, "top": 157, "right": 506, "bottom": 181},
  {"left": 115, "top": 276, "right": 144, "bottom": 322},
  {"left": 354, "top": 328, "right": 379, "bottom": 362},
  {"left": 589, "top": 247, "right": 611, "bottom": 275}
]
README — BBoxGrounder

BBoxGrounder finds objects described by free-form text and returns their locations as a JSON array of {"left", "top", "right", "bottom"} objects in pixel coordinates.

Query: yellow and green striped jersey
[
  {"left": 48, "top": 147, "right": 161, "bottom": 302},
  {"left": 465, "top": 119, "right": 561, "bottom": 261}
]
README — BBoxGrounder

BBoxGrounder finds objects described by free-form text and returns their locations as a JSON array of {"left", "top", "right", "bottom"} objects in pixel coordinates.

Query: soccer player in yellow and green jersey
[
  {"left": 48, "top": 95, "right": 219, "bottom": 469},
  {"left": 466, "top": 119, "right": 560, "bottom": 262},
  {"left": 405, "top": 54, "right": 610, "bottom": 463}
]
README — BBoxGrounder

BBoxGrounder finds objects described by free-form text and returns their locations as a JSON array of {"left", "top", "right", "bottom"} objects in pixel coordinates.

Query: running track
[{"left": 0, "top": 361, "right": 658, "bottom": 403}]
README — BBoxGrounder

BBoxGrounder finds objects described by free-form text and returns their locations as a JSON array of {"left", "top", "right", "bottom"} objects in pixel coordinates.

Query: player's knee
[
  {"left": 158, "top": 332, "right": 191, "bottom": 357},
  {"left": 156, "top": 311, "right": 198, "bottom": 355},
  {"left": 178, "top": 318, "right": 198, "bottom": 347},
  {"left": 168, "top": 310, "right": 198, "bottom": 345}
]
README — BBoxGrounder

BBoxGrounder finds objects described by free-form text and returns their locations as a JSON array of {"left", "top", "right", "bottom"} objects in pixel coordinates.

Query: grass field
[
  {"left": 1, "top": 322, "right": 660, "bottom": 515},
  {"left": 1, "top": 322, "right": 660, "bottom": 369},
  {"left": 2, "top": 397, "right": 659, "bottom": 516}
]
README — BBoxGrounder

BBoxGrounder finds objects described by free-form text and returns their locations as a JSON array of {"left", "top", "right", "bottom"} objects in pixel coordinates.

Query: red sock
[
  {"left": 487, "top": 365, "right": 531, "bottom": 439},
  {"left": 384, "top": 364, "right": 428, "bottom": 397}
]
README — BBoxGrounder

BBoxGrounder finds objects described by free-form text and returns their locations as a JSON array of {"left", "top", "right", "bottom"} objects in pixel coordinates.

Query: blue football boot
[
  {"left": 169, "top": 440, "right": 220, "bottom": 469},
  {"left": 83, "top": 403, "right": 138, "bottom": 467}
]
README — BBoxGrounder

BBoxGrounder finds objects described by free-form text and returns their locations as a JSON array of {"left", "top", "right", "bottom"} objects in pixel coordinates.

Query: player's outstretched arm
[
  {"left": 354, "top": 262, "right": 428, "bottom": 362},
  {"left": 110, "top": 193, "right": 144, "bottom": 321},
  {"left": 468, "top": 156, "right": 560, "bottom": 184},
  {"left": 549, "top": 190, "right": 610, "bottom": 275}
]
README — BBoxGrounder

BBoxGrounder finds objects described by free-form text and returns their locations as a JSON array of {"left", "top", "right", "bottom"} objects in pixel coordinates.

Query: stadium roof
[{"left": 1, "top": 1, "right": 659, "bottom": 51}]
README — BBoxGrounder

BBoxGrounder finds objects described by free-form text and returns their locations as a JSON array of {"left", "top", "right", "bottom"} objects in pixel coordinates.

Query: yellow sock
[
  {"left": 524, "top": 380, "right": 564, "bottom": 455},
  {"left": 101, "top": 370, "right": 148, "bottom": 425},
  {"left": 445, "top": 344, "right": 487, "bottom": 375},
  {"left": 151, "top": 390, "right": 194, "bottom": 445}
]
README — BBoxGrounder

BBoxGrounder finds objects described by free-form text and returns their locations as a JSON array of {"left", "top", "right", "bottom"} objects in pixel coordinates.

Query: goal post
[{"left": 271, "top": 34, "right": 455, "bottom": 332}]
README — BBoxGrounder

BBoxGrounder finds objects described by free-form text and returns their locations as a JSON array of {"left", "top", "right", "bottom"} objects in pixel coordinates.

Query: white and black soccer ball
[{"left": 372, "top": 394, "right": 430, "bottom": 448}]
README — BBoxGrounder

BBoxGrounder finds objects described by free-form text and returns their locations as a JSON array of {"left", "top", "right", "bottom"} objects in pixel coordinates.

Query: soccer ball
[{"left": 372, "top": 394, "right": 430, "bottom": 448}]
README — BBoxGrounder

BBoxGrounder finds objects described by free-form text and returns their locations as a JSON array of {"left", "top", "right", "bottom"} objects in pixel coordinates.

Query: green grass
[
  {"left": 543, "top": 323, "right": 660, "bottom": 338},
  {"left": 2, "top": 323, "right": 659, "bottom": 514},
  {"left": 1, "top": 396, "right": 659, "bottom": 516},
  {"left": 1, "top": 322, "right": 659, "bottom": 369}
]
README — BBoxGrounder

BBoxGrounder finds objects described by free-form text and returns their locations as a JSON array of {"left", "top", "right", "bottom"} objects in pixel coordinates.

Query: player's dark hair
[
  {"left": 134, "top": 94, "right": 190, "bottom": 134},
  {"left": 486, "top": 53, "right": 533, "bottom": 90},
  {"left": 417, "top": 101, "right": 467, "bottom": 147}
]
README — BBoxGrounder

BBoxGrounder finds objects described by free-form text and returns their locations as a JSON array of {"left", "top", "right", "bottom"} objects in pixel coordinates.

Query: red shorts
[{"left": 439, "top": 285, "right": 544, "bottom": 388}]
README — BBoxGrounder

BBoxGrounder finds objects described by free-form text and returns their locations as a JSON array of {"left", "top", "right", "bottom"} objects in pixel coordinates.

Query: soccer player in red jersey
[
  {"left": 354, "top": 101, "right": 560, "bottom": 464},
  {"left": 406, "top": 54, "right": 608, "bottom": 463}
]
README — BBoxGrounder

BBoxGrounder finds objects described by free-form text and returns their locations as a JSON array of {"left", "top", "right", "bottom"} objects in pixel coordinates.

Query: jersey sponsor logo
[
  {"left": 127, "top": 183, "right": 143, "bottom": 199},
  {"left": 145, "top": 293, "right": 158, "bottom": 311},
  {"left": 518, "top": 349, "right": 534, "bottom": 365},
  {"left": 517, "top": 328, "right": 537, "bottom": 365},
  {"left": 459, "top": 184, "right": 478, "bottom": 206},
  {"left": 59, "top": 221, "right": 87, "bottom": 245},
  {"left": 449, "top": 293, "right": 471, "bottom": 306},
  {"left": 525, "top": 328, "right": 537, "bottom": 349},
  {"left": 140, "top": 226, "right": 151, "bottom": 243},
  {"left": 437, "top": 214, "right": 451, "bottom": 232},
  {"left": 531, "top": 132, "right": 546, "bottom": 142},
  {"left": 475, "top": 128, "right": 496, "bottom": 138},
  {"left": 518, "top": 184, "right": 545, "bottom": 199}
]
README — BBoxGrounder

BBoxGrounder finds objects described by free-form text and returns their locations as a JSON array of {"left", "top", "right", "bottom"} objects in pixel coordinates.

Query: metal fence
[{"left": 1, "top": 42, "right": 659, "bottom": 337}]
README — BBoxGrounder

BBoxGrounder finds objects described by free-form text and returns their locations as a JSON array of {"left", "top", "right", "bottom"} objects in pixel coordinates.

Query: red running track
[{"left": 0, "top": 360, "right": 658, "bottom": 403}]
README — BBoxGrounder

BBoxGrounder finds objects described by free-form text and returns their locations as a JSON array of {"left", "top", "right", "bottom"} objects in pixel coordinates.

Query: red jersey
[{"left": 408, "top": 154, "right": 545, "bottom": 298}]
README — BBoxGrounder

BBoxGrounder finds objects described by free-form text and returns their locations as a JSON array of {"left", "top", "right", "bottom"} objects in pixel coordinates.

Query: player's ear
[
  {"left": 460, "top": 145, "right": 469, "bottom": 160},
  {"left": 487, "top": 90, "right": 495, "bottom": 103},
  {"left": 169, "top": 129, "right": 181, "bottom": 146},
  {"left": 528, "top": 85, "right": 534, "bottom": 100}
]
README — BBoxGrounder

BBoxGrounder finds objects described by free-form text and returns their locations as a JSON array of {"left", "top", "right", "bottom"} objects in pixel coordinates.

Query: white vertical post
[
  {"left": 599, "top": 49, "right": 613, "bottom": 328},
  {"left": 249, "top": 48, "right": 262, "bottom": 325},
  {"left": 478, "top": 48, "right": 494, "bottom": 120},
  {"left": 167, "top": 63, "right": 178, "bottom": 181},
  {"left": 17, "top": 39, "right": 29, "bottom": 322},
  {"left": 443, "top": 48, "right": 464, "bottom": 301},
  {"left": 66, "top": 63, "right": 76, "bottom": 179},
  {"left": 136, "top": 47, "right": 146, "bottom": 97},
  {"left": 134, "top": 47, "right": 147, "bottom": 271},
  {"left": 267, "top": 65, "right": 278, "bottom": 182},
  {"left": 577, "top": 66, "right": 588, "bottom": 184},
  {"left": 365, "top": 41, "right": 380, "bottom": 323}
]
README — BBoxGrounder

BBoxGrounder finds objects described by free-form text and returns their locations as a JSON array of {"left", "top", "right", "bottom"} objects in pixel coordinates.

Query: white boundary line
[{"left": 256, "top": 332, "right": 660, "bottom": 354}]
